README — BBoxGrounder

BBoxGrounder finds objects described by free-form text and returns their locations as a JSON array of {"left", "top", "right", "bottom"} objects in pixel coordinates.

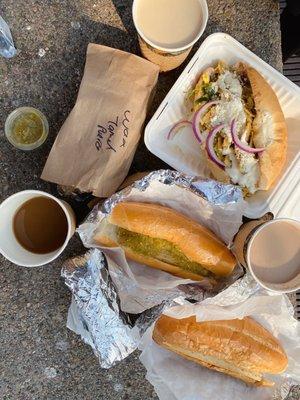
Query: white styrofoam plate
[{"left": 145, "top": 33, "right": 300, "bottom": 219}]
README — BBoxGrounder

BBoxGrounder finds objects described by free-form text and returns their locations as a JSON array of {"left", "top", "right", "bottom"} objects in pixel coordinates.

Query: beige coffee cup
[
  {"left": 233, "top": 216, "right": 300, "bottom": 293},
  {"left": 0, "top": 190, "right": 76, "bottom": 267},
  {"left": 132, "top": 0, "right": 208, "bottom": 72}
]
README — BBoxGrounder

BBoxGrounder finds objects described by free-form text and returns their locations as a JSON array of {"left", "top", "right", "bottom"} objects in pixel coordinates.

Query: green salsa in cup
[{"left": 5, "top": 107, "right": 49, "bottom": 150}]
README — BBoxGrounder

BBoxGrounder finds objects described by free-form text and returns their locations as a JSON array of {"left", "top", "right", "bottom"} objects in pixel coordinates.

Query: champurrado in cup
[
  {"left": 132, "top": 0, "right": 208, "bottom": 71},
  {"left": 233, "top": 217, "right": 300, "bottom": 293}
]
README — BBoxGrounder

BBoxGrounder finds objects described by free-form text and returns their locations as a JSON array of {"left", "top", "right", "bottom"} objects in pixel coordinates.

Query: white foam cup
[
  {"left": 132, "top": 0, "right": 208, "bottom": 71},
  {"left": 0, "top": 190, "right": 76, "bottom": 267}
]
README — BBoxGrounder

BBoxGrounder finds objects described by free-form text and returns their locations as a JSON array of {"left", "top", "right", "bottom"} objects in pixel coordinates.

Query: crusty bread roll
[
  {"left": 247, "top": 67, "right": 287, "bottom": 190},
  {"left": 153, "top": 315, "right": 288, "bottom": 386},
  {"left": 94, "top": 202, "right": 236, "bottom": 281}
]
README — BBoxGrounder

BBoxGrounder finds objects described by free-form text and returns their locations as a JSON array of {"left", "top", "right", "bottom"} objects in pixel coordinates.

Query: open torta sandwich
[
  {"left": 94, "top": 201, "right": 235, "bottom": 282},
  {"left": 153, "top": 315, "right": 288, "bottom": 386},
  {"left": 188, "top": 61, "right": 288, "bottom": 196}
]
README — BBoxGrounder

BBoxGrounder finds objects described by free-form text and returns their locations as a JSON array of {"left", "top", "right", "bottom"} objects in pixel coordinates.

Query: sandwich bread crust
[
  {"left": 246, "top": 67, "right": 287, "bottom": 190},
  {"left": 153, "top": 315, "right": 288, "bottom": 386}
]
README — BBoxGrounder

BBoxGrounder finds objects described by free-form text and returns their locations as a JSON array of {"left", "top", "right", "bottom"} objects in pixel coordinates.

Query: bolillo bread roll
[
  {"left": 94, "top": 202, "right": 236, "bottom": 281},
  {"left": 153, "top": 315, "right": 288, "bottom": 386}
]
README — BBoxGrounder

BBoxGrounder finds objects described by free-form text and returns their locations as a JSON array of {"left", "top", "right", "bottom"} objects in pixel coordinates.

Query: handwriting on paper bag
[
  {"left": 120, "top": 110, "right": 130, "bottom": 148},
  {"left": 95, "top": 110, "right": 131, "bottom": 152}
]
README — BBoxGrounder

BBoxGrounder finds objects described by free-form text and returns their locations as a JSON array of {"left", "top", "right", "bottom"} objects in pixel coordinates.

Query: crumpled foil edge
[
  {"left": 62, "top": 249, "right": 137, "bottom": 368},
  {"left": 62, "top": 170, "right": 246, "bottom": 369}
]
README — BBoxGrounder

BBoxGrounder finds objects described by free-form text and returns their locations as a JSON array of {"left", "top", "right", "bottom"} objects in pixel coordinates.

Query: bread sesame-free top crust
[
  {"left": 153, "top": 315, "right": 288, "bottom": 386},
  {"left": 247, "top": 66, "right": 287, "bottom": 190}
]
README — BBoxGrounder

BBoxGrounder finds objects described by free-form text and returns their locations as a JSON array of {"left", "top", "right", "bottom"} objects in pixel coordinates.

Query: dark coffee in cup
[{"left": 13, "top": 196, "right": 69, "bottom": 254}]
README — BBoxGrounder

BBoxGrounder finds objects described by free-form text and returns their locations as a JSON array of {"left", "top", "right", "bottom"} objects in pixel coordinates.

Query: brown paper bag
[{"left": 41, "top": 44, "right": 159, "bottom": 197}]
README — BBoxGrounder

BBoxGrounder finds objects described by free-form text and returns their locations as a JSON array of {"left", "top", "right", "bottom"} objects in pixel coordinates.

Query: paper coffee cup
[
  {"left": 233, "top": 217, "right": 300, "bottom": 293},
  {"left": 0, "top": 190, "right": 76, "bottom": 267},
  {"left": 132, "top": 0, "right": 208, "bottom": 72}
]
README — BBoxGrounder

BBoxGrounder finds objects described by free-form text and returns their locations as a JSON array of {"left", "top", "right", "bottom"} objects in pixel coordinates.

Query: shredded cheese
[{"left": 215, "top": 70, "right": 243, "bottom": 98}]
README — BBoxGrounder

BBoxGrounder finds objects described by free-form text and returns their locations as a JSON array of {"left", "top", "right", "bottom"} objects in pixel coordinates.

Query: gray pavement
[{"left": 0, "top": 1, "right": 299, "bottom": 399}]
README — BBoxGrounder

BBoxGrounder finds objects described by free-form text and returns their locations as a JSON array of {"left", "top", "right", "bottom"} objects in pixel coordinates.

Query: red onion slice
[
  {"left": 206, "top": 124, "right": 226, "bottom": 169},
  {"left": 167, "top": 120, "right": 192, "bottom": 140},
  {"left": 231, "top": 119, "right": 265, "bottom": 154},
  {"left": 192, "top": 101, "right": 220, "bottom": 144}
]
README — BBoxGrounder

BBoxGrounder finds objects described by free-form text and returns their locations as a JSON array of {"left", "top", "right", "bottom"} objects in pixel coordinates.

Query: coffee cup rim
[
  {"left": 132, "top": 0, "right": 209, "bottom": 53},
  {"left": 0, "top": 190, "right": 74, "bottom": 267},
  {"left": 246, "top": 217, "right": 300, "bottom": 294}
]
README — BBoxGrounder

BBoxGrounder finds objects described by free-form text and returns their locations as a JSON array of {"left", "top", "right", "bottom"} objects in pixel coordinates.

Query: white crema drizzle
[{"left": 209, "top": 70, "right": 260, "bottom": 193}]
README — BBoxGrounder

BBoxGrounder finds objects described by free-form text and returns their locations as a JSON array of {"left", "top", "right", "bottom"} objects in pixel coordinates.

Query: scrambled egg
[{"left": 202, "top": 72, "right": 210, "bottom": 84}]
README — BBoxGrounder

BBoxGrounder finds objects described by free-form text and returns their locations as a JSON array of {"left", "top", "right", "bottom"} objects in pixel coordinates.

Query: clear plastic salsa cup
[{"left": 5, "top": 106, "right": 49, "bottom": 150}]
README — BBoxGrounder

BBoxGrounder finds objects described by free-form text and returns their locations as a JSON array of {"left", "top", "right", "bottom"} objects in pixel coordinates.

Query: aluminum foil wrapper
[
  {"left": 61, "top": 249, "right": 208, "bottom": 370},
  {"left": 78, "top": 170, "right": 246, "bottom": 314},
  {"left": 140, "top": 273, "right": 300, "bottom": 400},
  {"left": 62, "top": 170, "right": 247, "bottom": 368},
  {"left": 62, "top": 249, "right": 137, "bottom": 368},
  {"left": 81, "top": 170, "right": 244, "bottom": 244}
]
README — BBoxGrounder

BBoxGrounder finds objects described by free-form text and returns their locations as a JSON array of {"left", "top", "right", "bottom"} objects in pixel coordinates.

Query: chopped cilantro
[
  {"left": 195, "top": 83, "right": 216, "bottom": 104},
  {"left": 196, "top": 96, "right": 209, "bottom": 104}
]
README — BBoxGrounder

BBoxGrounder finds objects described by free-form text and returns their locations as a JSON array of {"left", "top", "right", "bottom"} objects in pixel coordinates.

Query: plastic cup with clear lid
[{"left": 5, "top": 106, "right": 49, "bottom": 150}]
